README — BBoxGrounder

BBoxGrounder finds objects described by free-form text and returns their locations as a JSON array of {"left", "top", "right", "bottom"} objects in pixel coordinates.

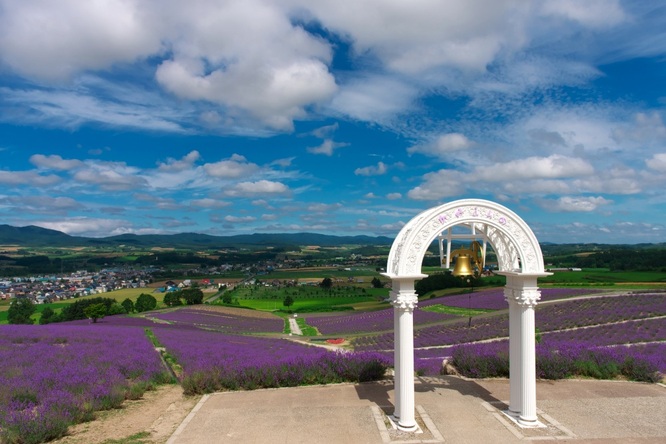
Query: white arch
[
  {"left": 384, "top": 199, "right": 549, "bottom": 430},
  {"left": 387, "top": 198, "right": 545, "bottom": 277}
]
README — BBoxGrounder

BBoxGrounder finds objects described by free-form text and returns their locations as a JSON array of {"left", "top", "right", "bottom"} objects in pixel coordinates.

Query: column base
[
  {"left": 502, "top": 410, "right": 545, "bottom": 429},
  {"left": 388, "top": 415, "right": 420, "bottom": 433}
]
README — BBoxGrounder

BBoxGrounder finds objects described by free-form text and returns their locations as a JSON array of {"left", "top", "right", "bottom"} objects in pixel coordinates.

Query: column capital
[
  {"left": 391, "top": 291, "right": 419, "bottom": 311},
  {"left": 505, "top": 287, "right": 540, "bottom": 307}
]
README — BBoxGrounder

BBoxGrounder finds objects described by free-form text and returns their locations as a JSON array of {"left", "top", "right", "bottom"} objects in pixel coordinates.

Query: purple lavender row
[
  {"left": 447, "top": 339, "right": 664, "bottom": 380},
  {"left": 353, "top": 293, "right": 666, "bottom": 351},
  {"left": 306, "top": 307, "right": 458, "bottom": 335},
  {"left": 0, "top": 324, "right": 170, "bottom": 443},
  {"left": 151, "top": 327, "right": 388, "bottom": 394},
  {"left": 422, "top": 287, "right": 604, "bottom": 310},
  {"left": 150, "top": 308, "right": 284, "bottom": 333},
  {"left": 542, "top": 318, "right": 666, "bottom": 345}
]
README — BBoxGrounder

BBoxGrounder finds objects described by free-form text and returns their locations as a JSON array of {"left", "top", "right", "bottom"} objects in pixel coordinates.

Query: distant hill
[{"left": 0, "top": 225, "right": 394, "bottom": 249}]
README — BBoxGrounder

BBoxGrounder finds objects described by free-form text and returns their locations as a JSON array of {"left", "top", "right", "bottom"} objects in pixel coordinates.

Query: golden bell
[{"left": 452, "top": 254, "right": 474, "bottom": 277}]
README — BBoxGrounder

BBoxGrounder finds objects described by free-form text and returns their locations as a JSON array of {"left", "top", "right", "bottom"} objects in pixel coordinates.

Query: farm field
[{"left": 1, "top": 285, "right": 664, "bottom": 443}]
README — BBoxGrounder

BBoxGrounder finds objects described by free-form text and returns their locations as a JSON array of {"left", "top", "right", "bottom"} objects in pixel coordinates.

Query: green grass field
[
  {"left": 421, "top": 304, "right": 495, "bottom": 317},
  {"left": 0, "top": 288, "right": 169, "bottom": 325},
  {"left": 539, "top": 270, "right": 666, "bottom": 285}
]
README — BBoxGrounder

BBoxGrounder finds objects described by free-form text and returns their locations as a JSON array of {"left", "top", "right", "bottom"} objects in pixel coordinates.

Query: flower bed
[
  {"left": 152, "top": 327, "right": 389, "bottom": 394},
  {"left": 306, "top": 307, "right": 457, "bottom": 335},
  {"left": 0, "top": 324, "right": 170, "bottom": 444},
  {"left": 449, "top": 339, "right": 663, "bottom": 382},
  {"left": 426, "top": 287, "right": 604, "bottom": 310}
]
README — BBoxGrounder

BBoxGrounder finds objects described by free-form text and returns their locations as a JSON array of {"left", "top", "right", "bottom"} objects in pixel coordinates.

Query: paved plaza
[{"left": 166, "top": 376, "right": 666, "bottom": 444}]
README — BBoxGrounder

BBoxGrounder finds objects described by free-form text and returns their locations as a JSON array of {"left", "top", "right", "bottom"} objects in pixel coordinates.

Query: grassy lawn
[
  {"left": 238, "top": 296, "right": 374, "bottom": 312},
  {"left": 0, "top": 289, "right": 168, "bottom": 325},
  {"left": 421, "top": 304, "right": 496, "bottom": 317},
  {"left": 540, "top": 270, "right": 666, "bottom": 285}
]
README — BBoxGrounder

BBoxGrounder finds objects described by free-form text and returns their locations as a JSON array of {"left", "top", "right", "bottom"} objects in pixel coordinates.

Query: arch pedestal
[{"left": 383, "top": 199, "right": 550, "bottom": 430}]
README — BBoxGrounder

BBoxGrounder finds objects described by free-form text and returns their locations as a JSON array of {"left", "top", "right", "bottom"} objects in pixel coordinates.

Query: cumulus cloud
[
  {"left": 224, "top": 215, "right": 257, "bottom": 223},
  {"left": 225, "top": 180, "right": 289, "bottom": 197},
  {"left": 407, "top": 133, "right": 474, "bottom": 158},
  {"left": 203, "top": 154, "right": 259, "bottom": 178},
  {"left": 0, "top": 0, "right": 161, "bottom": 81},
  {"left": 33, "top": 217, "right": 140, "bottom": 237},
  {"left": 307, "top": 139, "right": 349, "bottom": 156},
  {"left": 0, "top": 170, "right": 61, "bottom": 186},
  {"left": 73, "top": 162, "right": 147, "bottom": 191},
  {"left": 475, "top": 155, "right": 594, "bottom": 181},
  {"left": 386, "top": 193, "right": 402, "bottom": 200},
  {"left": 646, "top": 153, "right": 666, "bottom": 172},
  {"left": 189, "top": 198, "right": 231, "bottom": 209},
  {"left": 540, "top": 0, "right": 626, "bottom": 29},
  {"left": 539, "top": 196, "right": 612, "bottom": 212},
  {"left": 0, "top": 196, "right": 84, "bottom": 214},
  {"left": 355, "top": 161, "right": 387, "bottom": 176},
  {"left": 157, "top": 151, "right": 201, "bottom": 172},
  {"left": 30, "top": 154, "right": 84, "bottom": 170}
]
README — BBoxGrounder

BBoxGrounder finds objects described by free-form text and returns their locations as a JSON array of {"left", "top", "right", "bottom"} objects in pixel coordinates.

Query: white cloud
[
  {"left": 386, "top": 193, "right": 402, "bottom": 200},
  {"left": 539, "top": 196, "right": 612, "bottom": 212},
  {"left": 646, "top": 153, "right": 666, "bottom": 172},
  {"left": 0, "top": 0, "right": 161, "bottom": 81},
  {"left": 475, "top": 155, "right": 594, "bottom": 181},
  {"left": 33, "top": 217, "right": 139, "bottom": 237},
  {"left": 540, "top": 0, "right": 626, "bottom": 29},
  {"left": 224, "top": 215, "right": 257, "bottom": 223},
  {"left": 307, "top": 203, "right": 342, "bottom": 213},
  {"left": 203, "top": 154, "right": 259, "bottom": 178},
  {"left": 158, "top": 151, "right": 201, "bottom": 172},
  {"left": 355, "top": 161, "right": 387, "bottom": 176},
  {"left": 73, "top": 161, "right": 146, "bottom": 191},
  {"left": 328, "top": 75, "right": 417, "bottom": 123},
  {"left": 407, "top": 133, "right": 474, "bottom": 158},
  {"left": 226, "top": 180, "right": 289, "bottom": 197},
  {"left": 189, "top": 198, "right": 230, "bottom": 209},
  {"left": 407, "top": 170, "right": 468, "bottom": 200},
  {"left": 30, "top": 154, "right": 84, "bottom": 170},
  {"left": 0, "top": 196, "right": 84, "bottom": 214},
  {"left": 307, "top": 139, "right": 349, "bottom": 156},
  {"left": 0, "top": 170, "right": 61, "bottom": 186}
]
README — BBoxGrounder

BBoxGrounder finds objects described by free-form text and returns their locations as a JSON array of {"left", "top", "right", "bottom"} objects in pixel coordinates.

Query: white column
[
  {"left": 518, "top": 296, "right": 538, "bottom": 425},
  {"left": 393, "top": 293, "right": 401, "bottom": 421},
  {"left": 389, "top": 278, "right": 419, "bottom": 431},
  {"left": 498, "top": 272, "right": 548, "bottom": 425},
  {"left": 505, "top": 282, "right": 521, "bottom": 414}
]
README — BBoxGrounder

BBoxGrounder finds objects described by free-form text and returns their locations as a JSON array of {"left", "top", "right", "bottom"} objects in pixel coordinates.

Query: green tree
[
  {"left": 83, "top": 303, "right": 107, "bottom": 323},
  {"left": 371, "top": 277, "right": 384, "bottom": 288},
  {"left": 181, "top": 288, "right": 204, "bottom": 305},
  {"left": 107, "top": 303, "right": 126, "bottom": 316},
  {"left": 164, "top": 292, "right": 183, "bottom": 307},
  {"left": 121, "top": 298, "right": 135, "bottom": 313},
  {"left": 8, "top": 298, "right": 36, "bottom": 324},
  {"left": 39, "top": 306, "right": 56, "bottom": 324},
  {"left": 320, "top": 277, "right": 333, "bottom": 289},
  {"left": 135, "top": 293, "right": 157, "bottom": 312},
  {"left": 283, "top": 295, "right": 294, "bottom": 309},
  {"left": 222, "top": 293, "right": 233, "bottom": 304}
]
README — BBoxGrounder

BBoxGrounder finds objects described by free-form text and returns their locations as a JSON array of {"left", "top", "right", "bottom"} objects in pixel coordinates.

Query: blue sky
[{"left": 1, "top": 1, "right": 665, "bottom": 243}]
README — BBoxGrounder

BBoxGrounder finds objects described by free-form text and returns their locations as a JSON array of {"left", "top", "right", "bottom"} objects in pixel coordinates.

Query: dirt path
[{"left": 53, "top": 384, "right": 198, "bottom": 444}]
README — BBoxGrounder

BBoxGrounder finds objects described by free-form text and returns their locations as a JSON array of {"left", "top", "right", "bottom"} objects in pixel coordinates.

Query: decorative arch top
[{"left": 386, "top": 199, "right": 545, "bottom": 277}]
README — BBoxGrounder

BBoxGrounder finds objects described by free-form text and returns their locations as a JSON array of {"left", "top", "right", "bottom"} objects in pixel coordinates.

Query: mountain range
[{"left": 0, "top": 224, "right": 394, "bottom": 249}]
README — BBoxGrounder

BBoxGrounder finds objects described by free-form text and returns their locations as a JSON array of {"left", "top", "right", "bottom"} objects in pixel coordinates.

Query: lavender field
[
  {"left": 1, "top": 289, "right": 664, "bottom": 443},
  {"left": 0, "top": 324, "right": 171, "bottom": 443}
]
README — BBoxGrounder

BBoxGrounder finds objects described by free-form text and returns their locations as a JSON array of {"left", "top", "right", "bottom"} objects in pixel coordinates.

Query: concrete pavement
[{"left": 167, "top": 376, "right": 666, "bottom": 443}]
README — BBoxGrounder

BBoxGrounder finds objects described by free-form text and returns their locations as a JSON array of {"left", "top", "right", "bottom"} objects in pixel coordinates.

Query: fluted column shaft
[
  {"left": 500, "top": 272, "right": 547, "bottom": 426},
  {"left": 389, "top": 278, "right": 419, "bottom": 431}
]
